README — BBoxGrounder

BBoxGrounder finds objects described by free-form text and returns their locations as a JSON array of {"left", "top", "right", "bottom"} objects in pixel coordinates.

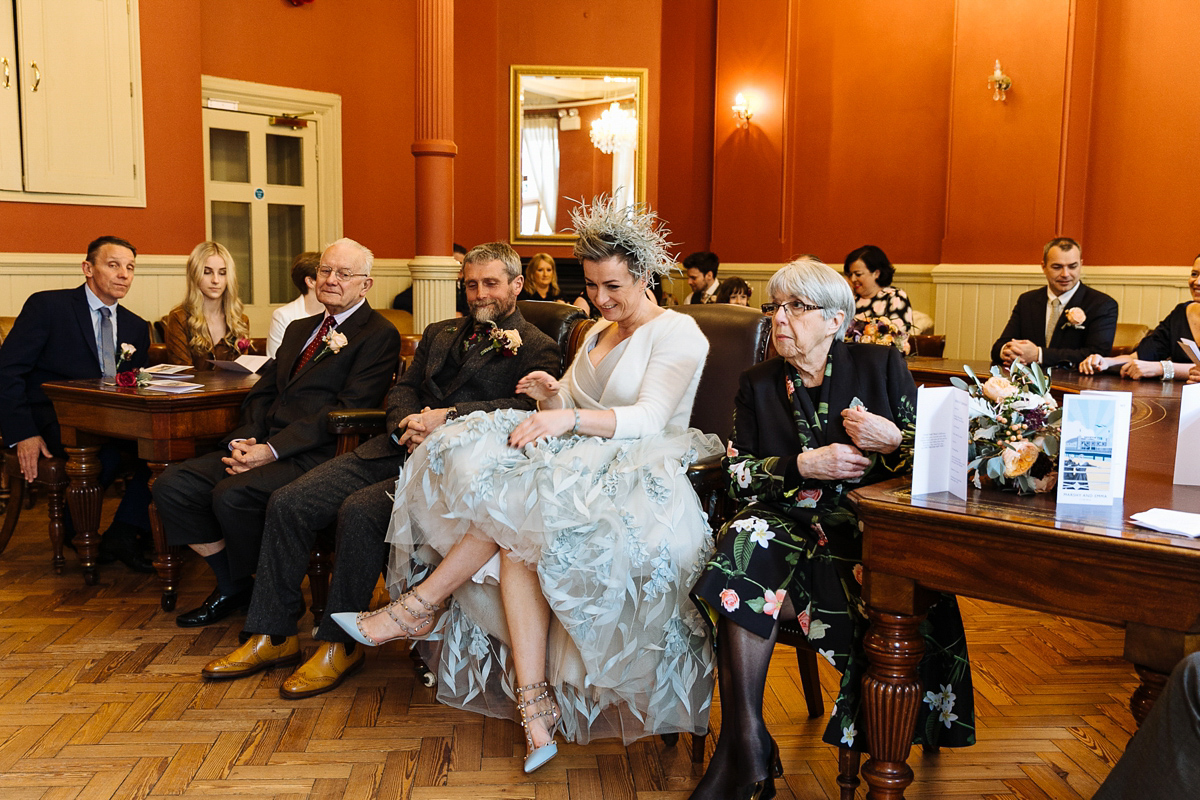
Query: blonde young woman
[
  {"left": 519, "top": 252, "right": 562, "bottom": 302},
  {"left": 164, "top": 242, "right": 251, "bottom": 370}
]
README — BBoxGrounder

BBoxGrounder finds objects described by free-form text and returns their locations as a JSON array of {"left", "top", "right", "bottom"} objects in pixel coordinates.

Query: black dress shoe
[{"left": 176, "top": 583, "right": 254, "bottom": 628}]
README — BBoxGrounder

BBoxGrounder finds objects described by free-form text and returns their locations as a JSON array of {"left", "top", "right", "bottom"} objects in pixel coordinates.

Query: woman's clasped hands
[{"left": 798, "top": 406, "right": 901, "bottom": 481}]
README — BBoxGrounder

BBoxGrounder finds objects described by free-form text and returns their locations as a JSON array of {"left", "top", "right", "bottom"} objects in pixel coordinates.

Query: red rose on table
[{"left": 115, "top": 370, "right": 138, "bottom": 387}]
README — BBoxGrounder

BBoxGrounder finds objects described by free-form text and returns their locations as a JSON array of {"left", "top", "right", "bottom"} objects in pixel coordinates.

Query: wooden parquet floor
[{"left": 0, "top": 493, "right": 1137, "bottom": 799}]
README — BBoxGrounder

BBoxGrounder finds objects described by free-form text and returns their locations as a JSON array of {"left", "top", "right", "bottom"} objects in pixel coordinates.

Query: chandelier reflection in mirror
[{"left": 589, "top": 102, "right": 638, "bottom": 154}]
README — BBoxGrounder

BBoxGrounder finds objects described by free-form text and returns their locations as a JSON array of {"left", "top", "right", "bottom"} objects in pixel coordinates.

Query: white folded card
[
  {"left": 142, "top": 364, "right": 193, "bottom": 376},
  {"left": 210, "top": 354, "right": 270, "bottom": 373},
  {"left": 1175, "top": 383, "right": 1200, "bottom": 485},
  {"left": 1179, "top": 338, "right": 1200, "bottom": 368},
  {"left": 1130, "top": 508, "right": 1200, "bottom": 538},
  {"left": 911, "top": 385, "right": 968, "bottom": 499},
  {"left": 142, "top": 380, "right": 203, "bottom": 393}
]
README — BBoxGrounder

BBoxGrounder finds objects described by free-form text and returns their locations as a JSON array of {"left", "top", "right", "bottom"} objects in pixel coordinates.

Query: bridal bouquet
[{"left": 951, "top": 362, "right": 1061, "bottom": 494}]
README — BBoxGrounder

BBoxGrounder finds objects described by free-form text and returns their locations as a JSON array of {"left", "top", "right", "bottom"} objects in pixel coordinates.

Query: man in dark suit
[
  {"left": 991, "top": 237, "right": 1118, "bottom": 368},
  {"left": 684, "top": 251, "right": 721, "bottom": 304},
  {"left": 0, "top": 235, "right": 154, "bottom": 571},
  {"left": 152, "top": 237, "right": 401, "bottom": 627},
  {"left": 199, "top": 241, "right": 560, "bottom": 698}
]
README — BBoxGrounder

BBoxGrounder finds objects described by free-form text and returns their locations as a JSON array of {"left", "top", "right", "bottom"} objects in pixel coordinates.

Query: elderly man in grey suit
[{"left": 200, "top": 241, "right": 561, "bottom": 698}]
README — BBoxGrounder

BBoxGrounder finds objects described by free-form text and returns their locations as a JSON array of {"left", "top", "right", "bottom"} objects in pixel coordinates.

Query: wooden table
[
  {"left": 851, "top": 361, "right": 1200, "bottom": 798},
  {"left": 43, "top": 372, "right": 257, "bottom": 609}
]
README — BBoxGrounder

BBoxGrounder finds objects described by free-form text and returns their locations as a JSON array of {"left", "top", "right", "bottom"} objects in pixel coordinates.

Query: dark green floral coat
[{"left": 692, "top": 341, "right": 976, "bottom": 752}]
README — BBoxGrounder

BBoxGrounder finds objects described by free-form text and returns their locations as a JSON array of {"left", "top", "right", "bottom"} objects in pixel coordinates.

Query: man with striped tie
[{"left": 153, "top": 238, "right": 401, "bottom": 628}]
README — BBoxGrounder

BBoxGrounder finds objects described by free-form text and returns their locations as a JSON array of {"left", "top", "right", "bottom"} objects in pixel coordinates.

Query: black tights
[{"left": 689, "top": 604, "right": 791, "bottom": 800}]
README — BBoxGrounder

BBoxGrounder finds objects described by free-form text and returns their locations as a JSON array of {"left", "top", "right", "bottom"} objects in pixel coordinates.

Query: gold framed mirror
[{"left": 510, "top": 65, "right": 648, "bottom": 247}]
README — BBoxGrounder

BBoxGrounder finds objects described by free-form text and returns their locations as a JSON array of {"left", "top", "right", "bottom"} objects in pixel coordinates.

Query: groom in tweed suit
[{"left": 201, "top": 242, "right": 561, "bottom": 697}]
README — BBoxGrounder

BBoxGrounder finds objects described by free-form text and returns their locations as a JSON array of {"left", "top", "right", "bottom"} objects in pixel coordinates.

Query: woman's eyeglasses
[{"left": 761, "top": 300, "right": 822, "bottom": 317}]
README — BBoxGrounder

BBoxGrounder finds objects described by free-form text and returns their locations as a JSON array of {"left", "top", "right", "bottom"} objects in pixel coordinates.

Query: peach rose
[
  {"left": 982, "top": 376, "right": 1018, "bottom": 404},
  {"left": 1001, "top": 439, "right": 1040, "bottom": 477},
  {"left": 719, "top": 588, "right": 740, "bottom": 613},
  {"left": 1065, "top": 307, "right": 1086, "bottom": 326}
]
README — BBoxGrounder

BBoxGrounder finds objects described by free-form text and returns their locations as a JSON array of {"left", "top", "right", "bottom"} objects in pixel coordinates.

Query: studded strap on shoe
[
  {"left": 382, "top": 589, "right": 439, "bottom": 637},
  {"left": 515, "top": 681, "right": 561, "bottom": 750}
]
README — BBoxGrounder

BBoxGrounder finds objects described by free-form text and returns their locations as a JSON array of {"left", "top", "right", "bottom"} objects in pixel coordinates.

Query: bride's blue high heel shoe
[
  {"left": 330, "top": 588, "right": 441, "bottom": 647},
  {"left": 517, "top": 680, "right": 561, "bottom": 773}
]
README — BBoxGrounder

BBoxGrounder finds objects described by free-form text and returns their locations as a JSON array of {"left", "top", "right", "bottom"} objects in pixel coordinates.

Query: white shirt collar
[
  {"left": 1047, "top": 281, "right": 1081, "bottom": 307},
  {"left": 325, "top": 298, "right": 366, "bottom": 327},
  {"left": 84, "top": 283, "right": 118, "bottom": 315}
]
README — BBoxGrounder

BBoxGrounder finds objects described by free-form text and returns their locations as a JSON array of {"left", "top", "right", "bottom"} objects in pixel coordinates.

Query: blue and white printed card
[{"left": 1057, "top": 393, "right": 1130, "bottom": 505}]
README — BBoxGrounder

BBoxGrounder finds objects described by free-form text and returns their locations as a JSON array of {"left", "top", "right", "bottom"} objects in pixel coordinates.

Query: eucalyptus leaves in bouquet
[{"left": 950, "top": 362, "right": 1061, "bottom": 494}]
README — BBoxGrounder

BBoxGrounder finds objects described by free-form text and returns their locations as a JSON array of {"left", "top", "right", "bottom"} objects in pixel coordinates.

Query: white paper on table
[
  {"left": 142, "top": 364, "right": 194, "bottom": 376},
  {"left": 142, "top": 380, "right": 203, "bottom": 393},
  {"left": 1081, "top": 390, "right": 1132, "bottom": 498},
  {"left": 911, "top": 385, "right": 968, "bottom": 499},
  {"left": 1057, "top": 395, "right": 1123, "bottom": 505},
  {"left": 1174, "top": 383, "right": 1200, "bottom": 485},
  {"left": 1179, "top": 338, "right": 1200, "bottom": 368},
  {"left": 1130, "top": 508, "right": 1200, "bottom": 538},
  {"left": 209, "top": 354, "right": 270, "bottom": 373}
]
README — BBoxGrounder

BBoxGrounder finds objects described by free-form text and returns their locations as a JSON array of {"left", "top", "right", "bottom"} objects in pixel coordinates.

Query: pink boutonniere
[
  {"left": 1064, "top": 307, "right": 1086, "bottom": 329},
  {"left": 236, "top": 337, "right": 253, "bottom": 354},
  {"left": 313, "top": 329, "right": 348, "bottom": 362}
]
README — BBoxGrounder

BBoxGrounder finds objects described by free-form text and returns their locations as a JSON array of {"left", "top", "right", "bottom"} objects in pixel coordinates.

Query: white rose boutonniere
[
  {"left": 326, "top": 330, "right": 349, "bottom": 353},
  {"left": 480, "top": 322, "right": 522, "bottom": 357},
  {"left": 1064, "top": 307, "right": 1086, "bottom": 329}
]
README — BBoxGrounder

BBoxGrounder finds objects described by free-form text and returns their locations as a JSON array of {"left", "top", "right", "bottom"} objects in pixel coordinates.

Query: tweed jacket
[{"left": 355, "top": 306, "right": 560, "bottom": 460}]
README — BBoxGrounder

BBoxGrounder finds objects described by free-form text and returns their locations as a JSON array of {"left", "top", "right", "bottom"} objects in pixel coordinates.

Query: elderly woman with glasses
[{"left": 689, "top": 257, "right": 976, "bottom": 800}]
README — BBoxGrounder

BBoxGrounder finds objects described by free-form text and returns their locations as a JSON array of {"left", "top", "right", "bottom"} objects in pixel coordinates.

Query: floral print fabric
[
  {"left": 385, "top": 408, "right": 724, "bottom": 744},
  {"left": 855, "top": 286, "right": 915, "bottom": 335},
  {"left": 692, "top": 349, "right": 976, "bottom": 752}
]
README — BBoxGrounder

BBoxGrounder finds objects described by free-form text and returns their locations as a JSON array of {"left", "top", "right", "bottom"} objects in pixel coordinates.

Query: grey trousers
[
  {"left": 242, "top": 449, "right": 404, "bottom": 644},
  {"left": 1094, "top": 652, "right": 1200, "bottom": 799}
]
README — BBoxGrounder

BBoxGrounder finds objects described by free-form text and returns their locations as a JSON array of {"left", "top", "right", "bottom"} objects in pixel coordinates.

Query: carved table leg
[
  {"left": 146, "top": 461, "right": 180, "bottom": 611},
  {"left": 1130, "top": 664, "right": 1169, "bottom": 726},
  {"left": 861, "top": 608, "right": 927, "bottom": 800},
  {"left": 65, "top": 445, "right": 103, "bottom": 586}
]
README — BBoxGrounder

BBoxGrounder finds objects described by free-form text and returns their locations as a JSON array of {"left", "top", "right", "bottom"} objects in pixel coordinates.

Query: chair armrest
[
  {"left": 687, "top": 454, "right": 733, "bottom": 527},
  {"left": 327, "top": 409, "right": 386, "bottom": 436}
]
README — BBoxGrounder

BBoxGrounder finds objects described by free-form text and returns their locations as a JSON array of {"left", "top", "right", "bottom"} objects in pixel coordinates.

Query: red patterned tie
[{"left": 291, "top": 315, "right": 335, "bottom": 377}]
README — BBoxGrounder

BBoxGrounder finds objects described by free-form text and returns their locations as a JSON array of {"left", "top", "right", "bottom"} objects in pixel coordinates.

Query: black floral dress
[{"left": 692, "top": 341, "right": 976, "bottom": 752}]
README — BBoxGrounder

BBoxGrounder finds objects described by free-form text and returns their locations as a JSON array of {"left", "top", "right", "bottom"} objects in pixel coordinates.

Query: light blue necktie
[{"left": 99, "top": 306, "right": 116, "bottom": 377}]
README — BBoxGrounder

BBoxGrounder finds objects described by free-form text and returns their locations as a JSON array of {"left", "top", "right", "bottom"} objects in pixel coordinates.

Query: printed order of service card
[
  {"left": 1174, "top": 383, "right": 1200, "bottom": 486},
  {"left": 912, "top": 385, "right": 969, "bottom": 499},
  {"left": 1056, "top": 392, "right": 1131, "bottom": 505}
]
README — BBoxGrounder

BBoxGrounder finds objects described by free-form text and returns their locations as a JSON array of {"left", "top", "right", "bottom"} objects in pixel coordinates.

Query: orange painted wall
[
  {"left": 1084, "top": 0, "right": 1200, "bottom": 266},
  {"left": 198, "top": 0, "right": 417, "bottom": 257},
  {"left": 783, "top": 0, "right": 954, "bottom": 265},
  {"left": 0, "top": 0, "right": 205, "bottom": 256},
  {"left": 452, "top": 0, "right": 663, "bottom": 260}
]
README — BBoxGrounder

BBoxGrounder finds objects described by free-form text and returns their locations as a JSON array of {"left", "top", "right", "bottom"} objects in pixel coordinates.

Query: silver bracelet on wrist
[
  {"left": 1161, "top": 360, "right": 1175, "bottom": 381},
  {"left": 572, "top": 409, "right": 581, "bottom": 434}
]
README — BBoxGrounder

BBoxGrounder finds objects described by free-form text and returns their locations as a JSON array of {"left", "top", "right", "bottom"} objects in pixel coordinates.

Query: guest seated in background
[
  {"left": 336, "top": 198, "right": 722, "bottom": 773},
  {"left": 991, "top": 236, "right": 1118, "bottom": 369},
  {"left": 689, "top": 257, "right": 976, "bottom": 800},
  {"left": 518, "top": 252, "right": 562, "bottom": 302},
  {"left": 1080, "top": 255, "right": 1200, "bottom": 381},
  {"left": 715, "top": 275, "right": 752, "bottom": 306},
  {"left": 392, "top": 242, "right": 468, "bottom": 315},
  {"left": 164, "top": 242, "right": 251, "bottom": 370},
  {"left": 153, "top": 238, "right": 401, "bottom": 628},
  {"left": 684, "top": 250, "right": 721, "bottom": 303},
  {"left": 267, "top": 251, "right": 322, "bottom": 360},
  {"left": 199, "top": 242, "right": 559, "bottom": 699},
  {"left": 0, "top": 235, "right": 154, "bottom": 572},
  {"left": 1094, "top": 652, "right": 1200, "bottom": 800},
  {"left": 843, "top": 244, "right": 915, "bottom": 335}
]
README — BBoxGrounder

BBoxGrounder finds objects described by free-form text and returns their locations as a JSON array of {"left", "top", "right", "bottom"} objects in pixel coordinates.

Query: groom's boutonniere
[
  {"left": 315, "top": 329, "right": 349, "bottom": 361},
  {"left": 1064, "top": 307, "right": 1086, "bottom": 330},
  {"left": 479, "top": 322, "right": 522, "bottom": 357}
]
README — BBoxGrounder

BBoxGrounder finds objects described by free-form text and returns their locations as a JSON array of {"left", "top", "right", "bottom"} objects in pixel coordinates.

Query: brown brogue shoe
[
  {"left": 279, "top": 642, "right": 365, "bottom": 699},
  {"left": 201, "top": 634, "right": 300, "bottom": 680}
]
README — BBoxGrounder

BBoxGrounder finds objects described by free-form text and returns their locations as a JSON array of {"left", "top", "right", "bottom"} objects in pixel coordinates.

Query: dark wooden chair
[
  {"left": 909, "top": 333, "right": 946, "bottom": 358},
  {"left": 1110, "top": 322, "right": 1149, "bottom": 357},
  {"left": 0, "top": 450, "right": 69, "bottom": 573}
]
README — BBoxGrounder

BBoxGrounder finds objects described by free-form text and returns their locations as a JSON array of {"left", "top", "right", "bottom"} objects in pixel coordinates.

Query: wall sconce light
[
  {"left": 732, "top": 92, "right": 754, "bottom": 129},
  {"left": 988, "top": 60, "right": 1012, "bottom": 102}
]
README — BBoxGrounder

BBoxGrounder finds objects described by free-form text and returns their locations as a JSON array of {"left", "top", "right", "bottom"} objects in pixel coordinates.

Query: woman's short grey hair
[
  {"left": 571, "top": 195, "right": 675, "bottom": 287},
  {"left": 464, "top": 241, "right": 522, "bottom": 281},
  {"left": 326, "top": 237, "right": 375, "bottom": 275},
  {"left": 767, "top": 255, "right": 856, "bottom": 339}
]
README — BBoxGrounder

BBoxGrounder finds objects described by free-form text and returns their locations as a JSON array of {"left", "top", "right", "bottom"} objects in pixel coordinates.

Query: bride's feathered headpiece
[{"left": 570, "top": 195, "right": 676, "bottom": 287}]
